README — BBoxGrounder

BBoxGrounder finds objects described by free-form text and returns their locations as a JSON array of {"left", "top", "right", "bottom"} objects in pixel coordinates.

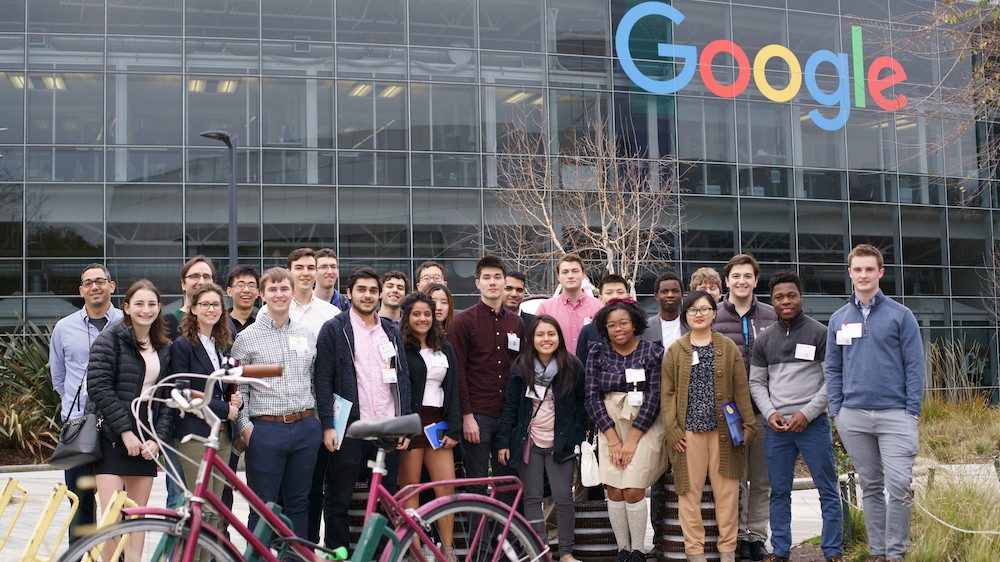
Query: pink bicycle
[{"left": 59, "top": 362, "right": 549, "bottom": 561}]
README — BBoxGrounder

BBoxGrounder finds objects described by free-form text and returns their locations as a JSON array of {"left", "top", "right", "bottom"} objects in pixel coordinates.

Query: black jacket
[
  {"left": 314, "top": 311, "right": 412, "bottom": 429},
  {"left": 404, "top": 343, "right": 462, "bottom": 442},
  {"left": 496, "top": 357, "right": 587, "bottom": 469},
  {"left": 87, "top": 321, "right": 173, "bottom": 443},
  {"left": 169, "top": 335, "right": 233, "bottom": 440}
]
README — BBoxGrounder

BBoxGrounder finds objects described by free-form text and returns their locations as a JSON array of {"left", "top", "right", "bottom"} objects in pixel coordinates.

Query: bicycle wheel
[
  {"left": 390, "top": 499, "right": 545, "bottom": 562},
  {"left": 58, "top": 517, "right": 235, "bottom": 562}
]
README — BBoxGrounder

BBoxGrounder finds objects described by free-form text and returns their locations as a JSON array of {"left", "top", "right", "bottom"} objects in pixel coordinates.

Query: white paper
[
  {"left": 627, "top": 391, "right": 643, "bottom": 406},
  {"left": 507, "top": 332, "right": 520, "bottom": 351},
  {"left": 794, "top": 343, "right": 816, "bottom": 361},
  {"left": 382, "top": 368, "right": 398, "bottom": 383},
  {"left": 836, "top": 331, "right": 852, "bottom": 346},
  {"left": 289, "top": 335, "right": 309, "bottom": 353},
  {"left": 691, "top": 350, "right": 700, "bottom": 365},
  {"left": 625, "top": 368, "right": 645, "bottom": 383},
  {"left": 378, "top": 342, "right": 397, "bottom": 360},
  {"left": 429, "top": 351, "right": 449, "bottom": 368},
  {"left": 842, "top": 323, "right": 863, "bottom": 339},
  {"left": 526, "top": 384, "right": 548, "bottom": 399}
]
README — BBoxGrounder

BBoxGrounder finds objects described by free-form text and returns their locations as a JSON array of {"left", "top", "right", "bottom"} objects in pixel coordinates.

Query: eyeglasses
[
  {"left": 605, "top": 320, "right": 632, "bottom": 331},
  {"left": 81, "top": 278, "right": 109, "bottom": 288},
  {"left": 185, "top": 273, "right": 213, "bottom": 281},
  {"left": 196, "top": 302, "right": 223, "bottom": 310},
  {"left": 686, "top": 307, "right": 715, "bottom": 316},
  {"left": 419, "top": 275, "right": 444, "bottom": 283},
  {"left": 231, "top": 281, "right": 258, "bottom": 291}
]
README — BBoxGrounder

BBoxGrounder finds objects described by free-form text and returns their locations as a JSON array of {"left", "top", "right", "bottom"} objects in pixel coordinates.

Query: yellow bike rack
[
  {"left": 80, "top": 490, "right": 138, "bottom": 562},
  {"left": 21, "top": 483, "right": 79, "bottom": 562},
  {"left": 0, "top": 478, "right": 29, "bottom": 550}
]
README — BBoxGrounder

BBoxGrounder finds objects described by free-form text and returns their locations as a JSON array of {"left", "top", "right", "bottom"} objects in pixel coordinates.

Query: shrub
[{"left": 0, "top": 320, "right": 60, "bottom": 462}]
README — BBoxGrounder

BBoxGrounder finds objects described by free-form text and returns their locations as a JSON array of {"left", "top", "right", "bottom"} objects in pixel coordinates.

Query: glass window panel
[
  {"left": 797, "top": 201, "right": 847, "bottom": 264},
  {"left": 552, "top": 90, "right": 607, "bottom": 154},
  {"left": 903, "top": 266, "right": 944, "bottom": 296},
  {"left": 185, "top": 40, "right": 259, "bottom": 74},
  {"left": 187, "top": 147, "right": 259, "bottom": 184},
  {"left": 409, "top": 0, "right": 475, "bottom": 47},
  {"left": 480, "top": 0, "right": 542, "bottom": 51},
  {"left": 337, "top": 80, "right": 408, "bottom": 151},
  {"left": 338, "top": 151, "right": 408, "bottom": 186},
  {"left": 409, "top": 47, "right": 478, "bottom": 83},
  {"left": 337, "top": 0, "right": 405, "bottom": 44},
  {"left": 412, "top": 189, "right": 481, "bottom": 258},
  {"left": 336, "top": 44, "right": 407, "bottom": 79},
  {"left": 679, "top": 162, "right": 736, "bottom": 196},
  {"left": 797, "top": 169, "right": 846, "bottom": 200},
  {"left": 410, "top": 83, "right": 479, "bottom": 153},
  {"left": 899, "top": 205, "right": 944, "bottom": 266},
  {"left": 799, "top": 106, "right": 847, "bottom": 169},
  {"left": 26, "top": 36, "right": 103, "bottom": 70},
  {"left": 951, "top": 268, "right": 988, "bottom": 297},
  {"left": 850, "top": 202, "right": 898, "bottom": 264},
  {"left": 106, "top": 37, "right": 182, "bottom": 72},
  {"left": 108, "top": 1, "right": 182, "bottom": 36},
  {"left": 260, "top": 42, "right": 335, "bottom": 77},
  {"left": 261, "top": 186, "right": 337, "bottom": 256},
  {"left": 946, "top": 177, "right": 986, "bottom": 207},
  {"left": 800, "top": 265, "right": 849, "bottom": 296},
  {"left": 738, "top": 166, "right": 790, "bottom": 197},
  {"left": 846, "top": 110, "right": 897, "bottom": 171},
  {"left": 26, "top": 72, "right": 103, "bottom": 144},
  {"left": 412, "top": 153, "right": 480, "bottom": 187},
  {"left": 28, "top": 0, "right": 104, "bottom": 34},
  {"left": 550, "top": 0, "right": 609, "bottom": 56},
  {"left": 105, "top": 259, "right": 186, "bottom": 299},
  {"left": 485, "top": 86, "right": 545, "bottom": 154},
  {"left": 681, "top": 195, "right": 737, "bottom": 261},
  {"left": 185, "top": 185, "right": 261, "bottom": 258},
  {"left": 0, "top": 35, "right": 23, "bottom": 70},
  {"left": 339, "top": 187, "right": 408, "bottom": 258},
  {"left": 187, "top": 76, "right": 259, "bottom": 147},
  {"left": 732, "top": 6, "right": 786, "bottom": 57},
  {"left": 0, "top": 178, "right": 22, "bottom": 258},
  {"left": 261, "top": 0, "right": 333, "bottom": 41},
  {"left": 949, "top": 208, "right": 989, "bottom": 267},
  {"left": 107, "top": 148, "right": 184, "bottom": 183},
  {"left": 736, "top": 102, "right": 791, "bottom": 165},
  {"left": 942, "top": 119, "right": 979, "bottom": 178},
  {"left": 848, "top": 172, "right": 896, "bottom": 202},
  {"left": 26, "top": 147, "right": 103, "bottom": 182},
  {"left": 903, "top": 298, "right": 949, "bottom": 326},
  {"left": 0, "top": 71, "right": 23, "bottom": 143},
  {"left": 802, "top": 296, "right": 852, "bottom": 323},
  {"left": 107, "top": 74, "right": 183, "bottom": 146},
  {"left": 953, "top": 300, "right": 992, "bottom": 326},
  {"left": 0, "top": 261, "right": 21, "bottom": 302},
  {"left": 897, "top": 174, "right": 943, "bottom": 205},
  {"left": 25, "top": 184, "right": 103, "bottom": 258},
  {"left": 896, "top": 115, "right": 942, "bottom": 175},
  {"left": 670, "top": 0, "right": 730, "bottom": 50},
  {"left": 841, "top": 0, "right": 889, "bottom": 20},
  {"left": 263, "top": 78, "right": 334, "bottom": 148},
  {"left": 23, "top": 259, "right": 93, "bottom": 298},
  {"left": 548, "top": 55, "right": 610, "bottom": 90},
  {"left": 106, "top": 184, "right": 183, "bottom": 258},
  {"left": 480, "top": 52, "right": 545, "bottom": 86},
  {"left": 262, "top": 150, "right": 335, "bottom": 185},
  {"left": 739, "top": 198, "right": 793, "bottom": 262},
  {"left": 0, "top": 146, "right": 22, "bottom": 184},
  {"left": 186, "top": 0, "right": 258, "bottom": 39},
  {"left": 0, "top": 3, "right": 24, "bottom": 32},
  {"left": 788, "top": 11, "right": 841, "bottom": 54}
]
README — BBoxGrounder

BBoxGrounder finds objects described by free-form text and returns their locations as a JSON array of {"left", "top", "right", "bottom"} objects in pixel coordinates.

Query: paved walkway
[{"left": 0, "top": 467, "right": 831, "bottom": 560}]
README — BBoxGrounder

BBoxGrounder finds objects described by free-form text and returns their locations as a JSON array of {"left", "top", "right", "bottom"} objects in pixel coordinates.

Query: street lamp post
[{"left": 200, "top": 130, "right": 238, "bottom": 272}]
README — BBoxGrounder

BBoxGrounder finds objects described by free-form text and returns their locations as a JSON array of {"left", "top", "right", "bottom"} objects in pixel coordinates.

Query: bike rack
[
  {"left": 80, "top": 490, "right": 138, "bottom": 562},
  {"left": 0, "top": 478, "right": 28, "bottom": 550},
  {"left": 21, "top": 483, "right": 79, "bottom": 562}
]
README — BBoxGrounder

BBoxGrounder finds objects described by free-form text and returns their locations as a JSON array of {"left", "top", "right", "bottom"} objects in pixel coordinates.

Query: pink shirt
[
  {"left": 536, "top": 293, "right": 604, "bottom": 353},
  {"left": 350, "top": 309, "right": 396, "bottom": 419}
]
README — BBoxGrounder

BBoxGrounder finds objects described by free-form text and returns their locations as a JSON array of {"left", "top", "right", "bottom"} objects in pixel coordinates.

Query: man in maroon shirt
[{"left": 448, "top": 255, "right": 524, "bottom": 499}]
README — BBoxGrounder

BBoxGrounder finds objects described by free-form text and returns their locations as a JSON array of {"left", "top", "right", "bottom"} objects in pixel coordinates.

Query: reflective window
[
  {"left": 337, "top": 0, "right": 405, "bottom": 45},
  {"left": 0, "top": 177, "right": 22, "bottom": 258},
  {"left": 108, "top": 1, "right": 183, "bottom": 36},
  {"left": 739, "top": 198, "right": 793, "bottom": 262},
  {"left": 800, "top": 265, "right": 849, "bottom": 296},
  {"left": 0, "top": 70, "right": 23, "bottom": 143},
  {"left": 410, "top": 46, "right": 478, "bottom": 82},
  {"left": 732, "top": 5, "right": 786, "bottom": 57},
  {"left": 107, "top": 185, "right": 183, "bottom": 258},
  {"left": 849, "top": 172, "right": 896, "bottom": 202},
  {"left": 340, "top": 187, "right": 408, "bottom": 258},
  {"left": 262, "top": 0, "right": 333, "bottom": 41},
  {"left": 485, "top": 87, "right": 545, "bottom": 154},
  {"left": 338, "top": 152, "right": 408, "bottom": 186},
  {"left": 671, "top": 0, "right": 730, "bottom": 50},
  {"left": 411, "top": 83, "right": 479, "bottom": 153},
  {"left": 337, "top": 44, "right": 407, "bottom": 79},
  {"left": 107, "top": 38, "right": 182, "bottom": 72},
  {"left": 951, "top": 268, "right": 988, "bottom": 297},
  {"left": 550, "top": 0, "right": 609, "bottom": 56},
  {"left": 846, "top": 110, "right": 897, "bottom": 171},
  {"left": 898, "top": 174, "right": 944, "bottom": 205},
  {"left": 739, "top": 166, "right": 790, "bottom": 197},
  {"left": 679, "top": 163, "right": 736, "bottom": 196},
  {"left": 899, "top": 206, "right": 944, "bottom": 266},
  {"left": 548, "top": 55, "right": 610, "bottom": 90},
  {"left": 337, "top": 80, "right": 407, "bottom": 151},
  {"left": 106, "top": 259, "right": 186, "bottom": 298},
  {"left": 26, "top": 147, "right": 104, "bottom": 182},
  {"left": 412, "top": 189, "right": 481, "bottom": 258},
  {"left": 480, "top": 52, "right": 545, "bottom": 85},
  {"left": 0, "top": 3, "right": 24, "bottom": 32},
  {"left": 187, "top": 147, "right": 259, "bottom": 184},
  {"left": 262, "top": 150, "right": 335, "bottom": 185},
  {"left": 107, "top": 148, "right": 184, "bottom": 183},
  {"left": 949, "top": 208, "right": 989, "bottom": 267},
  {"left": 682, "top": 196, "right": 737, "bottom": 261},
  {"left": 27, "top": 72, "right": 104, "bottom": 144},
  {"left": 262, "top": 186, "right": 337, "bottom": 257},
  {"left": 552, "top": 90, "right": 608, "bottom": 154},
  {"left": 903, "top": 266, "right": 944, "bottom": 296},
  {"left": 412, "top": 153, "right": 480, "bottom": 187},
  {"left": 25, "top": 184, "right": 103, "bottom": 258},
  {"left": 480, "top": 0, "right": 542, "bottom": 52},
  {"left": 0, "top": 146, "right": 23, "bottom": 183},
  {"left": 186, "top": 0, "right": 259, "bottom": 39},
  {"left": 185, "top": 40, "right": 259, "bottom": 74},
  {"left": 187, "top": 76, "right": 259, "bottom": 147},
  {"left": 797, "top": 200, "right": 847, "bottom": 264},
  {"left": 850, "top": 202, "right": 898, "bottom": 265},
  {"left": 185, "top": 185, "right": 261, "bottom": 258},
  {"left": 263, "top": 78, "right": 334, "bottom": 148},
  {"left": 107, "top": 75, "right": 183, "bottom": 146},
  {"left": 798, "top": 169, "right": 846, "bottom": 200},
  {"left": 28, "top": 0, "right": 104, "bottom": 35},
  {"left": 409, "top": 0, "right": 475, "bottom": 47},
  {"left": 799, "top": 106, "right": 847, "bottom": 169},
  {"left": 261, "top": 42, "right": 335, "bottom": 76},
  {"left": 842, "top": 0, "right": 889, "bottom": 20},
  {"left": 736, "top": 102, "right": 791, "bottom": 166},
  {"left": 677, "top": 97, "right": 735, "bottom": 163}
]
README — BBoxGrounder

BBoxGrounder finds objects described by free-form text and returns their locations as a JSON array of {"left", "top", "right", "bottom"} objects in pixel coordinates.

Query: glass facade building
[{"left": 0, "top": 0, "right": 995, "bottom": 384}]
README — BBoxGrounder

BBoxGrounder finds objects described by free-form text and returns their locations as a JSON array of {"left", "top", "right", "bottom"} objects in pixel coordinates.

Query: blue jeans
[{"left": 764, "top": 414, "right": 843, "bottom": 559}]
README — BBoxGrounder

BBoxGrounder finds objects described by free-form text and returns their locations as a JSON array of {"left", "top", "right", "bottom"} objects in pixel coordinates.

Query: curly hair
[
  {"left": 179, "top": 283, "right": 233, "bottom": 353},
  {"left": 594, "top": 299, "right": 648, "bottom": 340}
]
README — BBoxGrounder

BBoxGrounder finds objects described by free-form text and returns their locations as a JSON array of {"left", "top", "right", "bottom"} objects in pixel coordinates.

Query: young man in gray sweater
[{"left": 749, "top": 271, "right": 843, "bottom": 562}]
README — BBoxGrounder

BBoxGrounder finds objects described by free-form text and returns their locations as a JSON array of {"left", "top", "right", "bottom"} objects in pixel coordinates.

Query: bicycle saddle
[{"left": 345, "top": 413, "right": 422, "bottom": 441}]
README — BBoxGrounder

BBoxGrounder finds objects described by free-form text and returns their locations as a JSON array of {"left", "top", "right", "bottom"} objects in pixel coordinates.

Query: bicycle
[{"left": 59, "top": 361, "right": 549, "bottom": 562}]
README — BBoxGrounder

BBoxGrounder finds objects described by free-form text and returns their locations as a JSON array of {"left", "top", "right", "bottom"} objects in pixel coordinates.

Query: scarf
[{"left": 533, "top": 358, "right": 558, "bottom": 390}]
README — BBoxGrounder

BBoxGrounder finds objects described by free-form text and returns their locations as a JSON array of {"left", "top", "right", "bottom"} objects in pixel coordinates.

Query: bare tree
[{"left": 484, "top": 117, "right": 681, "bottom": 296}]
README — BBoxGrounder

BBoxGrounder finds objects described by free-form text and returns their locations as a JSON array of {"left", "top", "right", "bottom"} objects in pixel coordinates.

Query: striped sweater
[{"left": 748, "top": 312, "right": 829, "bottom": 423}]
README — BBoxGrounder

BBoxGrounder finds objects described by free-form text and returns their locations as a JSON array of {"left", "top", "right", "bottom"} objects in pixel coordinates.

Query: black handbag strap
[
  {"left": 526, "top": 385, "right": 550, "bottom": 428},
  {"left": 64, "top": 378, "right": 86, "bottom": 425}
]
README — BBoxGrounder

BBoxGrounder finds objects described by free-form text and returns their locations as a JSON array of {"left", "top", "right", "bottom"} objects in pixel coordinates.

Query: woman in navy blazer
[
  {"left": 170, "top": 283, "right": 241, "bottom": 542},
  {"left": 497, "top": 314, "right": 586, "bottom": 562}
]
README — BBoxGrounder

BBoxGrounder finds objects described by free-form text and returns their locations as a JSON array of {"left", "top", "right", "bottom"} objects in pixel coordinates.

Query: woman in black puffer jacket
[{"left": 88, "top": 279, "right": 173, "bottom": 520}]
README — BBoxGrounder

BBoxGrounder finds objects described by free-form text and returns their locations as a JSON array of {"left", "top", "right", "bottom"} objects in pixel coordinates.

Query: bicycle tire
[
  {"left": 58, "top": 517, "right": 236, "bottom": 562},
  {"left": 389, "top": 499, "right": 546, "bottom": 562}
]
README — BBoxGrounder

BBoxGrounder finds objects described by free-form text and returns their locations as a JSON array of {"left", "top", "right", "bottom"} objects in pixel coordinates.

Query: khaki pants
[{"left": 678, "top": 430, "right": 739, "bottom": 555}]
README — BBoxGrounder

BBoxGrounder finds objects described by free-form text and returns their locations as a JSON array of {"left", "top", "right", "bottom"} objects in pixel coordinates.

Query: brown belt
[
  {"left": 252, "top": 409, "right": 315, "bottom": 423},
  {"left": 219, "top": 421, "right": 228, "bottom": 431}
]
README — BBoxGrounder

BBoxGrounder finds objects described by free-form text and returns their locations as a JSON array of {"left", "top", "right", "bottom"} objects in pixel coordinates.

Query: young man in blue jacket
[{"left": 825, "top": 244, "right": 924, "bottom": 562}]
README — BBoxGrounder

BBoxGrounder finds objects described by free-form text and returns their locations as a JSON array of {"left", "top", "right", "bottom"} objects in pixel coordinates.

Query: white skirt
[{"left": 597, "top": 391, "right": 668, "bottom": 489}]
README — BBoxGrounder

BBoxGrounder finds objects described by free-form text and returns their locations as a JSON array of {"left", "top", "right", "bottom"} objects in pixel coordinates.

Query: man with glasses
[
  {"left": 226, "top": 265, "right": 260, "bottom": 335},
  {"left": 50, "top": 264, "right": 122, "bottom": 542},
  {"left": 415, "top": 260, "right": 447, "bottom": 293},
  {"left": 315, "top": 248, "right": 350, "bottom": 312},
  {"left": 258, "top": 248, "right": 341, "bottom": 338},
  {"left": 165, "top": 255, "right": 218, "bottom": 340}
]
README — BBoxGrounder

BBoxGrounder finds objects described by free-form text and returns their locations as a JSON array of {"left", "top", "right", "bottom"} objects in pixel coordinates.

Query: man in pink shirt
[{"left": 536, "top": 254, "right": 604, "bottom": 353}]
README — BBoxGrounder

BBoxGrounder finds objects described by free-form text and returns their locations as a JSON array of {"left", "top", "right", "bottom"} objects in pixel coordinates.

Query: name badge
[
  {"left": 378, "top": 342, "right": 397, "bottom": 360},
  {"left": 583, "top": 316, "right": 593, "bottom": 325},
  {"left": 429, "top": 351, "right": 449, "bottom": 368},
  {"left": 794, "top": 343, "right": 816, "bottom": 361},
  {"left": 526, "top": 384, "right": 548, "bottom": 399},
  {"left": 624, "top": 368, "right": 645, "bottom": 383},
  {"left": 842, "top": 322, "right": 863, "bottom": 339},
  {"left": 691, "top": 351, "right": 700, "bottom": 365},
  {"left": 289, "top": 335, "right": 308, "bottom": 353},
  {"left": 836, "top": 331, "right": 852, "bottom": 346},
  {"left": 507, "top": 332, "right": 520, "bottom": 351},
  {"left": 383, "top": 368, "right": 398, "bottom": 384},
  {"left": 627, "top": 391, "right": 643, "bottom": 406}
]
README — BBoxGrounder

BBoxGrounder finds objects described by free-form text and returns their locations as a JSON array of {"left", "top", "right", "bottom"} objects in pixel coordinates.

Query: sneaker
[
  {"left": 826, "top": 555, "right": 845, "bottom": 562},
  {"left": 765, "top": 555, "right": 789, "bottom": 562},
  {"left": 736, "top": 540, "right": 752, "bottom": 560},
  {"left": 629, "top": 550, "right": 646, "bottom": 562},
  {"left": 750, "top": 541, "right": 769, "bottom": 561},
  {"left": 616, "top": 549, "right": 631, "bottom": 562}
]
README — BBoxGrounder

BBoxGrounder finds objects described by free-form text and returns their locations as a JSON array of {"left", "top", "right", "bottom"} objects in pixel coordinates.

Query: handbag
[
  {"left": 48, "top": 380, "right": 104, "bottom": 470},
  {"left": 579, "top": 434, "right": 600, "bottom": 487}
]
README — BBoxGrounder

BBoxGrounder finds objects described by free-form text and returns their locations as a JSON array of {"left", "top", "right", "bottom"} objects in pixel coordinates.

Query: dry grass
[
  {"left": 907, "top": 479, "right": 1000, "bottom": 561},
  {"left": 920, "top": 396, "right": 1000, "bottom": 464}
]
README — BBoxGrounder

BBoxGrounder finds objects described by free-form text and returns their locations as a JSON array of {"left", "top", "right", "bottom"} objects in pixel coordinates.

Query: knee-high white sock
[
  {"left": 607, "top": 499, "right": 631, "bottom": 550},
  {"left": 625, "top": 500, "right": 648, "bottom": 553}
]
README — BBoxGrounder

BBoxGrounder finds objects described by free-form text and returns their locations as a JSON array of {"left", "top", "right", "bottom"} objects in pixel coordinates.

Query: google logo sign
[{"left": 615, "top": 2, "right": 909, "bottom": 131}]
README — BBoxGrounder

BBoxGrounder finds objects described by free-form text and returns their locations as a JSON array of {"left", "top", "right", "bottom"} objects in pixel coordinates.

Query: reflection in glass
[
  {"left": 107, "top": 148, "right": 183, "bottom": 183},
  {"left": 736, "top": 102, "right": 791, "bottom": 166},
  {"left": 411, "top": 83, "right": 479, "bottom": 152},
  {"left": 798, "top": 169, "right": 845, "bottom": 199},
  {"left": 338, "top": 0, "right": 405, "bottom": 45},
  {"left": 800, "top": 266, "right": 849, "bottom": 296},
  {"left": 797, "top": 201, "right": 847, "bottom": 264},
  {"left": 185, "top": 185, "right": 261, "bottom": 258},
  {"left": 409, "top": 0, "right": 475, "bottom": 47},
  {"left": 28, "top": 0, "right": 104, "bottom": 35},
  {"left": 899, "top": 206, "right": 944, "bottom": 266},
  {"left": 738, "top": 166, "right": 789, "bottom": 197},
  {"left": 340, "top": 187, "right": 408, "bottom": 258},
  {"left": 27, "top": 72, "right": 104, "bottom": 144},
  {"left": 479, "top": 0, "right": 542, "bottom": 52},
  {"left": 262, "top": 186, "right": 337, "bottom": 256},
  {"left": 848, "top": 172, "right": 896, "bottom": 202},
  {"left": 951, "top": 268, "right": 988, "bottom": 297},
  {"left": 263, "top": 78, "right": 334, "bottom": 148},
  {"left": 262, "top": 0, "right": 334, "bottom": 41},
  {"left": 739, "top": 198, "right": 793, "bottom": 262},
  {"left": 679, "top": 163, "right": 735, "bottom": 196},
  {"left": 338, "top": 152, "right": 408, "bottom": 186},
  {"left": 262, "top": 150, "right": 335, "bottom": 185},
  {"left": 412, "top": 153, "right": 480, "bottom": 187},
  {"left": 550, "top": 0, "right": 609, "bottom": 56},
  {"left": 677, "top": 97, "right": 735, "bottom": 163},
  {"left": 850, "top": 202, "right": 898, "bottom": 265},
  {"left": 0, "top": 71, "right": 23, "bottom": 143},
  {"left": 948, "top": 208, "right": 989, "bottom": 266},
  {"left": 485, "top": 86, "right": 545, "bottom": 154},
  {"left": 338, "top": 80, "right": 407, "bottom": 150},
  {"left": 186, "top": 0, "right": 258, "bottom": 38},
  {"left": 682, "top": 196, "right": 737, "bottom": 261},
  {"left": 26, "top": 147, "right": 104, "bottom": 182},
  {"left": 412, "top": 189, "right": 481, "bottom": 258},
  {"left": 25, "top": 184, "right": 104, "bottom": 258},
  {"left": 107, "top": 185, "right": 183, "bottom": 258},
  {"left": 187, "top": 76, "right": 259, "bottom": 147},
  {"left": 108, "top": 2, "right": 183, "bottom": 36},
  {"left": 0, "top": 178, "right": 22, "bottom": 258},
  {"left": 107, "top": 74, "right": 183, "bottom": 146}
]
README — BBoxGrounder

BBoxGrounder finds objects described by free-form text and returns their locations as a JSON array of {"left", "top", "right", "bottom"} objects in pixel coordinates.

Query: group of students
[{"left": 51, "top": 244, "right": 923, "bottom": 562}]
